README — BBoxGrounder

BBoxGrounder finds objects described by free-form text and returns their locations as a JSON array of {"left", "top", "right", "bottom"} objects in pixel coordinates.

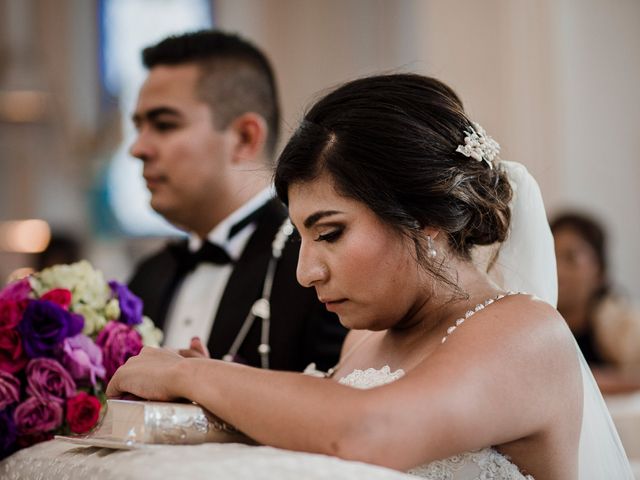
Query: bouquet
[{"left": 0, "top": 260, "right": 162, "bottom": 459}]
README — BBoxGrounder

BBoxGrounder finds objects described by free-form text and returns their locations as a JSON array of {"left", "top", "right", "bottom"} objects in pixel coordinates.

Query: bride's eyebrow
[{"left": 303, "top": 210, "right": 343, "bottom": 229}]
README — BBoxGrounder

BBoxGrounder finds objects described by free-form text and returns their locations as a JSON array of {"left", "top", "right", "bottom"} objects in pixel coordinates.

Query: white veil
[{"left": 484, "top": 160, "right": 633, "bottom": 479}]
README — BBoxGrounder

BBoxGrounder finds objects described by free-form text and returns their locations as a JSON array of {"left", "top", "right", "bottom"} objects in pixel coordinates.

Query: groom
[{"left": 127, "top": 30, "right": 346, "bottom": 371}]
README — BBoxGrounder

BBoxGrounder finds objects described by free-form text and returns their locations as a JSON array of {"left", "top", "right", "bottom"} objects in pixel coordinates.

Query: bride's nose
[{"left": 296, "top": 243, "right": 329, "bottom": 287}]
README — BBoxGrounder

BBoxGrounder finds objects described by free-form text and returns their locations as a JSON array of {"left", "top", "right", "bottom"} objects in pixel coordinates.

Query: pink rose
[
  {"left": 41, "top": 289, "right": 72, "bottom": 310},
  {"left": 0, "top": 370, "right": 20, "bottom": 410},
  {"left": 0, "top": 299, "right": 27, "bottom": 330},
  {"left": 66, "top": 392, "right": 102, "bottom": 434},
  {"left": 61, "top": 334, "right": 106, "bottom": 386},
  {"left": 0, "top": 278, "right": 31, "bottom": 303},
  {"left": 95, "top": 321, "right": 143, "bottom": 380},
  {"left": 0, "top": 329, "right": 28, "bottom": 374},
  {"left": 25, "top": 358, "right": 76, "bottom": 403},
  {"left": 14, "top": 396, "right": 63, "bottom": 436}
]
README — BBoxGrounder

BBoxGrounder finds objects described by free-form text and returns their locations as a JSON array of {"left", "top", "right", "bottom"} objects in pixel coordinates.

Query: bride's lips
[{"left": 319, "top": 298, "right": 348, "bottom": 312}]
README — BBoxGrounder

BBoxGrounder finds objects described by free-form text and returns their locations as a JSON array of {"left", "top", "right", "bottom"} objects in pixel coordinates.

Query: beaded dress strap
[
  {"left": 441, "top": 291, "right": 520, "bottom": 344},
  {"left": 303, "top": 331, "right": 375, "bottom": 379},
  {"left": 325, "top": 331, "right": 375, "bottom": 378}
]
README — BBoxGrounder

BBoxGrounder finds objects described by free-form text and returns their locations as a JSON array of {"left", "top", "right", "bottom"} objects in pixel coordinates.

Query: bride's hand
[{"left": 106, "top": 346, "right": 185, "bottom": 401}]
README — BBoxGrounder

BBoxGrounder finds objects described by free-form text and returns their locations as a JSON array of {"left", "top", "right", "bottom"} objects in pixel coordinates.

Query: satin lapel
[
  {"left": 208, "top": 199, "right": 287, "bottom": 358},
  {"left": 129, "top": 241, "right": 184, "bottom": 332}
]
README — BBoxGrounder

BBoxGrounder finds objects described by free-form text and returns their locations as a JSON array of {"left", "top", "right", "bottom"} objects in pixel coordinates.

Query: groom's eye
[{"left": 154, "top": 121, "right": 178, "bottom": 132}]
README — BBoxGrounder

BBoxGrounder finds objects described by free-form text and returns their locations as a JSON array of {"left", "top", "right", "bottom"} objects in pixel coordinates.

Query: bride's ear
[
  {"left": 417, "top": 227, "right": 442, "bottom": 261},
  {"left": 422, "top": 227, "right": 441, "bottom": 241}
]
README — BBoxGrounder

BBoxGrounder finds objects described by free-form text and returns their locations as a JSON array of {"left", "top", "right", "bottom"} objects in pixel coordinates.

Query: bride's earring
[{"left": 426, "top": 235, "right": 437, "bottom": 259}]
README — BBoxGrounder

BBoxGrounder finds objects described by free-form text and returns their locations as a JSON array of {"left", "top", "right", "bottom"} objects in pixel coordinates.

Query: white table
[{"left": 0, "top": 439, "right": 415, "bottom": 480}]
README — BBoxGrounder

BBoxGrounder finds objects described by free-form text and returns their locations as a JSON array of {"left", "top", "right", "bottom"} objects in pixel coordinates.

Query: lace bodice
[{"left": 339, "top": 366, "right": 533, "bottom": 480}]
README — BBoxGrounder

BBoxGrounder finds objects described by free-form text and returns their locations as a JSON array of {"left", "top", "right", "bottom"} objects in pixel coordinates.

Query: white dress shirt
[{"left": 162, "top": 188, "right": 274, "bottom": 349}]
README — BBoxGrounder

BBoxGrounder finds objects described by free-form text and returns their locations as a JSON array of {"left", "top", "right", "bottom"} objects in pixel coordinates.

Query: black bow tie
[
  {"left": 170, "top": 241, "right": 232, "bottom": 274},
  {"left": 169, "top": 201, "right": 273, "bottom": 275},
  {"left": 154, "top": 199, "right": 277, "bottom": 332}
]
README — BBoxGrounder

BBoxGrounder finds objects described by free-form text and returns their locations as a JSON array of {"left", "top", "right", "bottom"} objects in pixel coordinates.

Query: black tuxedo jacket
[{"left": 128, "top": 199, "right": 347, "bottom": 372}]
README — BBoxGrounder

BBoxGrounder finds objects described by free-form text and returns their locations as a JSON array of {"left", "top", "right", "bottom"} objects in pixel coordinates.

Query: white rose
[
  {"left": 135, "top": 316, "right": 163, "bottom": 347},
  {"left": 105, "top": 298, "right": 121, "bottom": 320},
  {"left": 76, "top": 304, "right": 108, "bottom": 337},
  {"left": 67, "top": 261, "right": 110, "bottom": 310}
]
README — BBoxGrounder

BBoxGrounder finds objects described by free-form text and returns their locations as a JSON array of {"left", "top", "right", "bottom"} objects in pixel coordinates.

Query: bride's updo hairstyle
[{"left": 275, "top": 74, "right": 512, "bottom": 273}]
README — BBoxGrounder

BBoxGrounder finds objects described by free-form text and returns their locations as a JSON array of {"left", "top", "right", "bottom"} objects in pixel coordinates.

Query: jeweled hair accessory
[{"left": 455, "top": 122, "right": 500, "bottom": 169}]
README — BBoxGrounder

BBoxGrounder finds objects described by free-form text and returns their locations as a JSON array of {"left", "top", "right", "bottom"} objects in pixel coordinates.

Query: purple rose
[
  {"left": 13, "top": 396, "right": 63, "bottom": 435},
  {"left": 61, "top": 334, "right": 106, "bottom": 386},
  {"left": 0, "top": 278, "right": 31, "bottom": 302},
  {"left": 25, "top": 358, "right": 76, "bottom": 403},
  {"left": 18, "top": 299, "right": 84, "bottom": 358},
  {"left": 0, "top": 370, "right": 21, "bottom": 410},
  {"left": 109, "top": 281, "right": 143, "bottom": 326},
  {"left": 95, "top": 321, "right": 143, "bottom": 380},
  {"left": 0, "top": 409, "right": 17, "bottom": 459}
]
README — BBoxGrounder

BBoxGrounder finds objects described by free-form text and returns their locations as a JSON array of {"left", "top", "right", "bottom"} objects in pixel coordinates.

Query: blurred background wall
[{"left": 0, "top": 0, "right": 638, "bottom": 298}]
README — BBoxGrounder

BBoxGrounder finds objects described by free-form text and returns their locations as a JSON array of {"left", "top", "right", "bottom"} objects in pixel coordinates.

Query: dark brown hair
[
  {"left": 142, "top": 30, "right": 280, "bottom": 158},
  {"left": 275, "top": 74, "right": 512, "bottom": 279}
]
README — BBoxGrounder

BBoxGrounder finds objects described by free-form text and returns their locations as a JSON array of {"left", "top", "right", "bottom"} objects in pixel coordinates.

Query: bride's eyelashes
[{"left": 314, "top": 227, "right": 344, "bottom": 243}]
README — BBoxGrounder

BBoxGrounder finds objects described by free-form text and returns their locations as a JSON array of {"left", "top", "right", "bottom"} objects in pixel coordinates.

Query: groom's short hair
[{"left": 142, "top": 30, "right": 280, "bottom": 159}]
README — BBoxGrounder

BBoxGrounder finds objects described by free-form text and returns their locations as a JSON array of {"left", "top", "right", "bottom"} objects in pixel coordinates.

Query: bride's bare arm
[{"left": 106, "top": 296, "right": 579, "bottom": 471}]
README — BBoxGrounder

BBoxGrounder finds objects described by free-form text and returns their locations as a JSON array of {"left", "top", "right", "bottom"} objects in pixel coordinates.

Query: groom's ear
[{"left": 228, "top": 113, "right": 268, "bottom": 164}]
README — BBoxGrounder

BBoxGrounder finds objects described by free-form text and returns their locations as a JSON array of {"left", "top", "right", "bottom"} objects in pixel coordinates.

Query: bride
[{"left": 107, "top": 74, "right": 632, "bottom": 479}]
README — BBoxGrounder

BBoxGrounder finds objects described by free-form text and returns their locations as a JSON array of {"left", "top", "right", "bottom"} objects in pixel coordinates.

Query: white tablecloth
[{"left": 0, "top": 439, "right": 415, "bottom": 480}]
